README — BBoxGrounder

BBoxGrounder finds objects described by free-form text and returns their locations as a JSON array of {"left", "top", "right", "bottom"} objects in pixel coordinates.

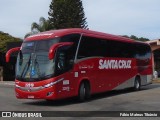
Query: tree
[
  {"left": 122, "top": 35, "right": 149, "bottom": 41},
  {"left": 31, "top": 17, "right": 51, "bottom": 32},
  {"left": 138, "top": 37, "right": 149, "bottom": 42},
  {"left": 48, "top": 0, "right": 88, "bottom": 29},
  {"left": 24, "top": 31, "right": 38, "bottom": 38},
  {"left": 0, "top": 31, "right": 21, "bottom": 53},
  {"left": 130, "top": 35, "right": 139, "bottom": 41},
  {"left": 25, "top": 17, "right": 52, "bottom": 38}
]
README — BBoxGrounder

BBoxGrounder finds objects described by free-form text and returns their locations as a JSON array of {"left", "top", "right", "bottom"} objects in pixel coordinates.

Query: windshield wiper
[
  {"left": 20, "top": 54, "right": 31, "bottom": 78},
  {"left": 34, "top": 55, "right": 41, "bottom": 78}
]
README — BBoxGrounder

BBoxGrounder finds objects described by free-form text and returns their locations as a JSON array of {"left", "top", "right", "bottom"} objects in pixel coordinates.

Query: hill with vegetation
[{"left": 0, "top": 31, "right": 21, "bottom": 53}]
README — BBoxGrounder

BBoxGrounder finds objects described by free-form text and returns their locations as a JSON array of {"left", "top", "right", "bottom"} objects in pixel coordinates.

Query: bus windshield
[
  {"left": 16, "top": 38, "right": 59, "bottom": 81},
  {"left": 15, "top": 34, "right": 80, "bottom": 82}
]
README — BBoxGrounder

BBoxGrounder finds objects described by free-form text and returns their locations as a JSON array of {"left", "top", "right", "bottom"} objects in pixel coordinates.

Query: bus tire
[
  {"left": 85, "top": 82, "right": 91, "bottom": 100},
  {"left": 78, "top": 82, "right": 90, "bottom": 102},
  {"left": 134, "top": 77, "right": 141, "bottom": 91}
]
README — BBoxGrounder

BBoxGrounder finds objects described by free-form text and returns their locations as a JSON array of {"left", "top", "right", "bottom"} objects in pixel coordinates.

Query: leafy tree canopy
[
  {"left": 24, "top": 17, "right": 52, "bottom": 38},
  {"left": 48, "top": 0, "right": 88, "bottom": 29},
  {"left": 122, "top": 35, "right": 150, "bottom": 42},
  {"left": 25, "top": 0, "right": 88, "bottom": 38},
  {"left": 0, "top": 31, "right": 21, "bottom": 53}
]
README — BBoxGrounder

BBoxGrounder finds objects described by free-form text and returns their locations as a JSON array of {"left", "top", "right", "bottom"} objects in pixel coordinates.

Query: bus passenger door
[{"left": 54, "top": 46, "right": 77, "bottom": 98}]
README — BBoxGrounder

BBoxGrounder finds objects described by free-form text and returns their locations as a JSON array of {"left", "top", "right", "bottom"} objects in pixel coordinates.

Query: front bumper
[
  {"left": 15, "top": 86, "right": 59, "bottom": 100},
  {"left": 15, "top": 78, "right": 67, "bottom": 100}
]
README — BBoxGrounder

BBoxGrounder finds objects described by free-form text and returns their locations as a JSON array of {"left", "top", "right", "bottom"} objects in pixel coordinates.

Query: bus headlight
[
  {"left": 43, "top": 82, "right": 55, "bottom": 88},
  {"left": 43, "top": 78, "right": 64, "bottom": 88},
  {"left": 15, "top": 84, "right": 20, "bottom": 88}
]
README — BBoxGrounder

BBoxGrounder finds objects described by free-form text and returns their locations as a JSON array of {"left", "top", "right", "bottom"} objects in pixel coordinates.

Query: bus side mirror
[
  {"left": 6, "top": 47, "right": 20, "bottom": 62},
  {"left": 49, "top": 42, "right": 73, "bottom": 60}
]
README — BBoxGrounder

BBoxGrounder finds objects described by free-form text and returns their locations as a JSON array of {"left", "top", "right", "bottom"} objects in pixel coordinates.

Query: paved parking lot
[{"left": 0, "top": 82, "right": 160, "bottom": 119}]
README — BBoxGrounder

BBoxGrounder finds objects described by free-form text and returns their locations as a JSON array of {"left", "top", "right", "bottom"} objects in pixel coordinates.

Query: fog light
[{"left": 46, "top": 92, "right": 54, "bottom": 97}]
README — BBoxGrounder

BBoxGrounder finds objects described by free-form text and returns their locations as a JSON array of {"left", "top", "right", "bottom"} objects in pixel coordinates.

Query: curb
[
  {"left": 152, "top": 80, "right": 160, "bottom": 83},
  {"left": 0, "top": 81, "right": 15, "bottom": 86}
]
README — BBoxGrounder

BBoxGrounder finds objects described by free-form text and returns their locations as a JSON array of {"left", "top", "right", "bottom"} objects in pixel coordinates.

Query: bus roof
[{"left": 25, "top": 28, "right": 146, "bottom": 44}]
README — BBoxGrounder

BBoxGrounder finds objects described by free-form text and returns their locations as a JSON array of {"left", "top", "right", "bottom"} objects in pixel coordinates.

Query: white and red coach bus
[{"left": 6, "top": 28, "right": 153, "bottom": 101}]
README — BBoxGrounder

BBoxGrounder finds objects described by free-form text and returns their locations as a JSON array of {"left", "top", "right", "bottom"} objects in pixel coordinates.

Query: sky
[{"left": 0, "top": 0, "right": 160, "bottom": 40}]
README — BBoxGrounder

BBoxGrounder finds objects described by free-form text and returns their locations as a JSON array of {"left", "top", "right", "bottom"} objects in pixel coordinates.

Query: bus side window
[
  {"left": 57, "top": 52, "right": 66, "bottom": 71},
  {"left": 55, "top": 46, "right": 75, "bottom": 76},
  {"left": 77, "top": 36, "right": 107, "bottom": 59}
]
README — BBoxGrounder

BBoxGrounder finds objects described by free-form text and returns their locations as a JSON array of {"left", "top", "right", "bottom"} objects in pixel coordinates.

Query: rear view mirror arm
[
  {"left": 6, "top": 47, "right": 20, "bottom": 62},
  {"left": 49, "top": 42, "right": 73, "bottom": 60}
]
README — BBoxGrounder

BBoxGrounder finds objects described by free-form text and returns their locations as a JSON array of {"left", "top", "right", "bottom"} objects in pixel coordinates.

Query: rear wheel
[{"left": 134, "top": 77, "right": 141, "bottom": 91}]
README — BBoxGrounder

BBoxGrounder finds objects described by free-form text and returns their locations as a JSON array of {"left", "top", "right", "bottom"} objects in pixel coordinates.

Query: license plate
[{"left": 28, "top": 95, "right": 34, "bottom": 99}]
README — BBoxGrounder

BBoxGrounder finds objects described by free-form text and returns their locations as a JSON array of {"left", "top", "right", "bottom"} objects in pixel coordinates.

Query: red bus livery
[{"left": 6, "top": 28, "right": 153, "bottom": 101}]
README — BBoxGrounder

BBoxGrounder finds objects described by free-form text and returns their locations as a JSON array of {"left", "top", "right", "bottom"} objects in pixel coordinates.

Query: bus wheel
[
  {"left": 134, "top": 77, "right": 141, "bottom": 91},
  {"left": 85, "top": 82, "right": 91, "bottom": 99},
  {"left": 78, "top": 82, "right": 90, "bottom": 102}
]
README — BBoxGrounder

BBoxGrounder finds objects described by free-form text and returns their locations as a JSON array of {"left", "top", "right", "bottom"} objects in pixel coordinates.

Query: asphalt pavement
[{"left": 0, "top": 81, "right": 160, "bottom": 120}]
